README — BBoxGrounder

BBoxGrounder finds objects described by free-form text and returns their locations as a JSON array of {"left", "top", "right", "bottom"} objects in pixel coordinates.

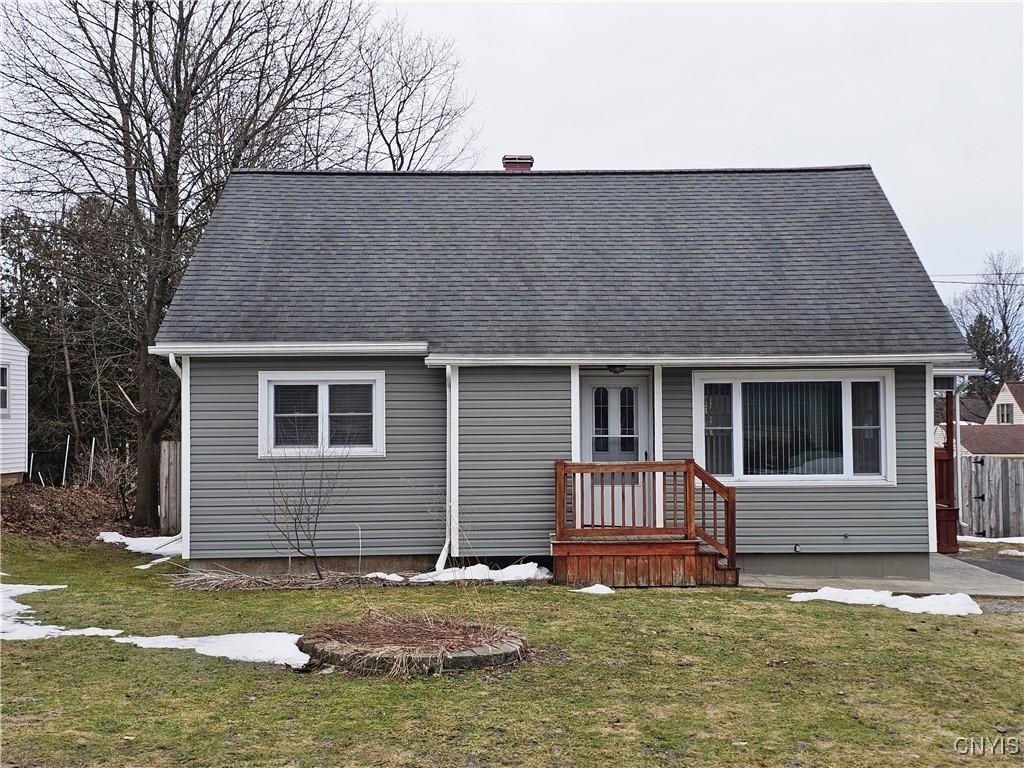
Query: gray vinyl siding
[
  {"left": 663, "top": 366, "right": 930, "bottom": 553},
  {"left": 458, "top": 367, "right": 571, "bottom": 557},
  {"left": 189, "top": 356, "right": 446, "bottom": 559}
]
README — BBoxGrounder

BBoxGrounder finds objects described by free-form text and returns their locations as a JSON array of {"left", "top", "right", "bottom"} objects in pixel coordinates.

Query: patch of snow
[
  {"left": 572, "top": 584, "right": 616, "bottom": 595},
  {"left": 98, "top": 531, "right": 182, "bottom": 558},
  {"left": 959, "top": 535, "right": 1024, "bottom": 545},
  {"left": 2, "top": 580, "right": 306, "bottom": 667},
  {"left": 998, "top": 549, "right": 1024, "bottom": 558},
  {"left": 409, "top": 562, "right": 552, "bottom": 584},
  {"left": 789, "top": 587, "right": 982, "bottom": 617},
  {"left": 134, "top": 556, "right": 172, "bottom": 570},
  {"left": 0, "top": 571, "right": 8, "bottom": 576},
  {"left": 364, "top": 572, "right": 405, "bottom": 582},
  {"left": 1, "top": 582, "right": 123, "bottom": 641},
  {"left": 113, "top": 632, "right": 308, "bottom": 667}
]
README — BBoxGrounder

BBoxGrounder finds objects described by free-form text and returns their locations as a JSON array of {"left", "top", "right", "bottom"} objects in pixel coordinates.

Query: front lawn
[{"left": 2, "top": 533, "right": 1022, "bottom": 767}]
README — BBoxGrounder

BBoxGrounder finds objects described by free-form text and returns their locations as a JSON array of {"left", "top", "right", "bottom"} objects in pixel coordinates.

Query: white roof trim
[
  {"left": 424, "top": 352, "right": 975, "bottom": 367},
  {"left": 148, "top": 342, "right": 429, "bottom": 357},
  {"left": 933, "top": 366, "right": 985, "bottom": 377}
]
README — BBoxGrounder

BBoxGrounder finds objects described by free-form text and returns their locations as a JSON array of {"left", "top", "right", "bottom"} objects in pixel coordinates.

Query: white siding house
[
  {"left": 984, "top": 382, "right": 1024, "bottom": 425},
  {"left": 0, "top": 324, "right": 29, "bottom": 484}
]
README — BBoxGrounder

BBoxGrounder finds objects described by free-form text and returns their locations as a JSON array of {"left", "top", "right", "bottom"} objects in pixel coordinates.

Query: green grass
[{"left": 2, "top": 533, "right": 1022, "bottom": 767}]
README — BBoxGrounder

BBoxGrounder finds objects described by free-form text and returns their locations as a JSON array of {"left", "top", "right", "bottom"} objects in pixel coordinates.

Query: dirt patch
[
  {"left": 297, "top": 609, "right": 528, "bottom": 677},
  {"left": 0, "top": 484, "right": 151, "bottom": 544},
  {"left": 172, "top": 569, "right": 412, "bottom": 591}
]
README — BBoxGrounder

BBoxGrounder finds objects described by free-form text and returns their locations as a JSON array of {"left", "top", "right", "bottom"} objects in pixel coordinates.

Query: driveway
[{"left": 743, "top": 554, "right": 1024, "bottom": 598}]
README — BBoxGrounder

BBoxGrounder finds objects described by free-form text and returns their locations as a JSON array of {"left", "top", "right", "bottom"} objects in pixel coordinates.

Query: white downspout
[
  {"left": 168, "top": 352, "right": 182, "bottom": 379},
  {"left": 954, "top": 378, "right": 969, "bottom": 529},
  {"left": 434, "top": 364, "right": 454, "bottom": 571}
]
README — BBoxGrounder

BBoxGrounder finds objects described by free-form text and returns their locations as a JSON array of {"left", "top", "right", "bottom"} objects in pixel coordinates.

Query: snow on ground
[
  {"left": 998, "top": 549, "right": 1024, "bottom": 558},
  {"left": 364, "top": 571, "right": 405, "bottom": 582},
  {"left": 959, "top": 535, "right": 1024, "bottom": 545},
  {"left": 97, "top": 532, "right": 182, "bottom": 569},
  {"left": 113, "top": 632, "right": 309, "bottom": 667},
  {"left": 409, "top": 562, "right": 552, "bottom": 584},
  {"left": 1, "top": 582, "right": 123, "bottom": 640},
  {"left": 789, "top": 587, "right": 982, "bottom": 616},
  {"left": 572, "top": 584, "right": 615, "bottom": 595},
  {"left": 2, "top": 578, "right": 305, "bottom": 666},
  {"left": 134, "top": 556, "right": 172, "bottom": 570}
]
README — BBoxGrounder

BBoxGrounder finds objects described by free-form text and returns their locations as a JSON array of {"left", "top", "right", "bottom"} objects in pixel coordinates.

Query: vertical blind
[
  {"left": 704, "top": 383, "right": 734, "bottom": 475},
  {"left": 742, "top": 381, "right": 843, "bottom": 475},
  {"left": 328, "top": 383, "right": 373, "bottom": 447}
]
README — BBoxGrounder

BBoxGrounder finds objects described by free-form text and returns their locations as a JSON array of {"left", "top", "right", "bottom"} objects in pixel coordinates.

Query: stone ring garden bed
[{"left": 296, "top": 610, "right": 528, "bottom": 677}]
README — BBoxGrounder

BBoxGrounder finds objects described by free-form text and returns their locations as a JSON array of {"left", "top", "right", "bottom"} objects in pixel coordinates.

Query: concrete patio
[{"left": 742, "top": 554, "right": 1024, "bottom": 598}]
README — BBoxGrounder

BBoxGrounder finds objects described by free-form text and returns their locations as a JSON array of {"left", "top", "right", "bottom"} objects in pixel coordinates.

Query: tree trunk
[{"left": 133, "top": 423, "right": 161, "bottom": 528}]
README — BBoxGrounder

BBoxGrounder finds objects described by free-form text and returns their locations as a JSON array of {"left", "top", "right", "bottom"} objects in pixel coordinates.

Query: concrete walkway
[{"left": 741, "top": 554, "right": 1024, "bottom": 598}]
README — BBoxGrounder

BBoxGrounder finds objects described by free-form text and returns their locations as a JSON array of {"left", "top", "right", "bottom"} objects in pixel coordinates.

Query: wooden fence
[
  {"left": 958, "top": 456, "right": 1023, "bottom": 539},
  {"left": 158, "top": 440, "right": 181, "bottom": 536}
]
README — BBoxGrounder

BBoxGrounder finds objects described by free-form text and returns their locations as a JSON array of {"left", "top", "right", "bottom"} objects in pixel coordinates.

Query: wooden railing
[{"left": 555, "top": 459, "right": 736, "bottom": 567}]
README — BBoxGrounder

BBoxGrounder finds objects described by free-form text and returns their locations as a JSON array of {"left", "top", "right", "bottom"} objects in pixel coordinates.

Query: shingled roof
[{"left": 156, "top": 165, "right": 970, "bottom": 357}]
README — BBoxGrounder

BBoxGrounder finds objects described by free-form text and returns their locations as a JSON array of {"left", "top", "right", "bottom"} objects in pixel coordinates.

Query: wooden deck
[{"left": 551, "top": 460, "right": 739, "bottom": 587}]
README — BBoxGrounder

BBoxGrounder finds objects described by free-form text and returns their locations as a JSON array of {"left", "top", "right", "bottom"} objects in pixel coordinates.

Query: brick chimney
[{"left": 502, "top": 154, "right": 534, "bottom": 173}]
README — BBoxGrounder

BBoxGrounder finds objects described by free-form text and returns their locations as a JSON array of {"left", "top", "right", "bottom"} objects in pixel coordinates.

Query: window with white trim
[
  {"left": 258, "top": 371, "right": 385, "bottom": 458},
  {"left": 0, "top": 366, "right": 8, "bottom": 412},
  {"left": 996, "top": 403, "right": 1014, "bottom": 424},
  {"left": 695, "top": 370, "right": 895, "bottom": 483}
]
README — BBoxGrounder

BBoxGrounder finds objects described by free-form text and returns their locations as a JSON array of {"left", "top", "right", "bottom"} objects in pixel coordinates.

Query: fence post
[{"left": 61, "top": 435, "right": 70, "bottom": 486}]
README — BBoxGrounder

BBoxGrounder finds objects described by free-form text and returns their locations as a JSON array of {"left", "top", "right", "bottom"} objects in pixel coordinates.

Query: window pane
[
  {"left": 274, "top": 415, "right": 318, "bottom": 447},
  {"left": 742, "top": 381, "right": 843, "bottom": 475},
  {"left": 329, "top": 414, "right": 373, "bottom": 447},
  {"left": 273, "top": 384, "right": 318, "bottom": 447},
  {"left": 329, "top": 383, "right": 373, "bottom": 414},
  {"left": 593, "top": 387, "right": 608, "bottom": 453},
  {"left": 619, "top": 387, "right": 636, "bottom": 452},
  {"left": 0, "top": 367, "right": 7, "bottom": 386},
  {"left": 274, "top": 384, "right": 317, "bottom": 415},
  {"left": 852, "top": 382, "right": 880, "bottom": 427},
  {"left": 853, "top": 428, "right": 881, "bottom": 474},
  {"left": 704, "top": 383, "right": 733, "bottom": 475},
  {"left": 0, "top": 390, "right": 6, "bottom": 410}
]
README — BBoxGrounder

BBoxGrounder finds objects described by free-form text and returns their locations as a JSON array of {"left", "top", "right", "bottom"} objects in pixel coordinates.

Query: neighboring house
[
  {"left": 0, "top": 323, "right": 29, "bottom": 486},
  {"left": 984, "top": 382, "right": 1024, "bottom": 425},
  {"left": 151, "top": 159, "right": 973, "bottom": 582}
]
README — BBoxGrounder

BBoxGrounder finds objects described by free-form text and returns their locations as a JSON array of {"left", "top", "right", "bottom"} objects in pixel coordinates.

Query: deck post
[
  {"left": 726, "top": 486, "right": 737, "bottom": 569},
  {"left": 684, "top": 460, "right": 696, "bottom": 538},
  {"left": 555, "top": 459, "right": 566, "bottom": 540}
]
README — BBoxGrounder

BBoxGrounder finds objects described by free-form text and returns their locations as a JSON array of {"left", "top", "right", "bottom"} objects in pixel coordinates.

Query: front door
[{"left": 580, "top": 374, "right": 653, "bottom": 525}]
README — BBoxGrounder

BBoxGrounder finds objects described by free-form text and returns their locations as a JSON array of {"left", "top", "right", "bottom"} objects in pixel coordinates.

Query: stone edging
[{"left": 296, "top": 633, "right": 528, "bottom": 675}]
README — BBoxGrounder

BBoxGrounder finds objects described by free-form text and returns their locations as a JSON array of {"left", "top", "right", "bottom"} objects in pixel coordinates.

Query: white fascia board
[
  {"left": 933, "top": 366, "right": 985, "bottom": 377},
  {"left": 149, "top": 342, "right": 429, "bottom": 357},
  {"left": 424, "top": 352, "right": 974, "bottom": 368}
]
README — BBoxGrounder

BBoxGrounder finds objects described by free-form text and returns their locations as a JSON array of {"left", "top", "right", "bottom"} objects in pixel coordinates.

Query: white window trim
[
  {"left": 257, "top": 370, "right": 386, "bottom": 459},
  {"left": 0, "top": 364, "right": 8, "bottom": 414},
  {"left": 692, "top": 368, "right": 898, "bottom": 487}
]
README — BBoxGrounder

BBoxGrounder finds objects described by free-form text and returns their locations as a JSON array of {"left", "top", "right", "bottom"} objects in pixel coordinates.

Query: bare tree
[
  {"left": 949, "top": 252, "right": 1024, "bottom": 403},
  {"left": 252, "top": 448, "right": 353, "bottom": 579},
  {"left": 357, "top": 15, "right": 478, "bottom": 171},
  {"left": 2, "top": 0, "right": 366, "bottom": 526}
]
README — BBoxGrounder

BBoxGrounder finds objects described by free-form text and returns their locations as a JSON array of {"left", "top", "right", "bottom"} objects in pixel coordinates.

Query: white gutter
[
  {"left": 167, "top": 353, "right": 182, "bottom": 378},
  {"left": 149, "top": 342, "right": 428, "bottom": 357},
  {"left": 424, "top": 352, "right": 974, "bottom": 368}
]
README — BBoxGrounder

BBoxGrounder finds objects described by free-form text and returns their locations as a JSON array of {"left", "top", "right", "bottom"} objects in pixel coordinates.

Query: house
[
  {"left": 984, "top": 382, "right": 1024, "bottom": 425},
  {"left": 0, "top": 323, "right": 29, "bottom": 486},
  {"left": 151, "top": 158, "right": 973, "bottom": 583}
]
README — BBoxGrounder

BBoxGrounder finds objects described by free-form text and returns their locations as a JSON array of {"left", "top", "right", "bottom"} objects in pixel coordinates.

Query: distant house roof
[
  {"left": 157, "top": 165, "right": 971, "bottom": 358},
  {"left": 1006, "top": 382, "right": 1024, "bottom": 409},
  {"left": 959, "top": 425, "right": 1024, "bottom": 456}
]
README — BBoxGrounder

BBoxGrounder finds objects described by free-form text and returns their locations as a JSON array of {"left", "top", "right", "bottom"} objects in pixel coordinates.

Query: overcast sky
[{"left": 390, "top": 1, "right": 1023, "bottom": 300}]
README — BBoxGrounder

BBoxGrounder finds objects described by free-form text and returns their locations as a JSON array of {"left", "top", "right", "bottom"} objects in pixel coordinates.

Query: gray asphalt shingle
[{"left": 156, "top": 165, "right": 969, "bottom": 357}]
